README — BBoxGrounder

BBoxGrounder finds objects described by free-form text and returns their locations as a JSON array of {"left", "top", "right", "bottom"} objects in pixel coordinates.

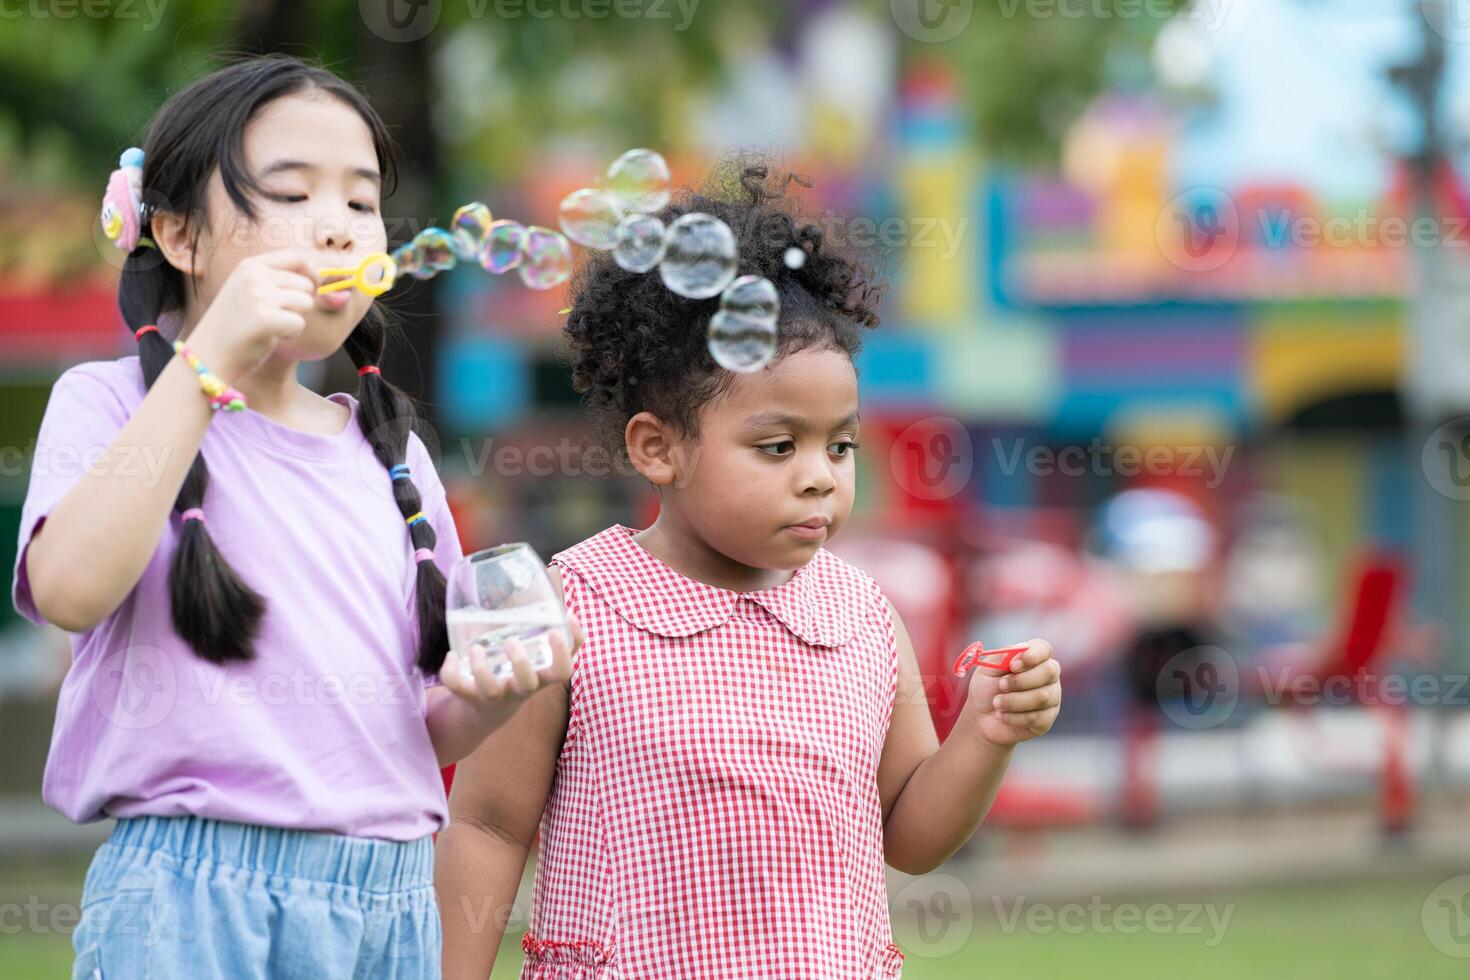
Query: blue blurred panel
[
  {"left": 1051, "top": 382, "right": 1247, "bottom": 438},
  {"left": 1368, "top": 436, "right": 1413, "bottom": 549},
  {"left": 973, "top": 424, "right": 1041, "bottom": 509},
  {"left": 439, "top": 335, "right": 528, "bottom": 431},
  {"left": 854, "top": 332, "right": 933, "bottom": 406}
]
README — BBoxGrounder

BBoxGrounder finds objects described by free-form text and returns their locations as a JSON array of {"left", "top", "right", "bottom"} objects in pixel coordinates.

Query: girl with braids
[
  {"left": 438, "top": 162, "right": 1062, "bottom": 979},
  {"left": 12, "top": 55, "right": 572, "bottom": 979}
]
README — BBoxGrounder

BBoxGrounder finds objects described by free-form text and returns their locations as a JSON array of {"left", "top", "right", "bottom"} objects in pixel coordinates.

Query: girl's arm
[
  {"left": 26, "top": 358, "right": 214, "bottom": 631},
  {"left": 426, "top": 613, "right": 580, "bottom": 767},
  {"left": 876, "top": 600, "right": 1061, "bottom": 874},
  {"left": 436, "top": 679, "right": 568, "bottom": 979},
  {"left": 27, "top": 251, "right": 316, "bottom": 632}
]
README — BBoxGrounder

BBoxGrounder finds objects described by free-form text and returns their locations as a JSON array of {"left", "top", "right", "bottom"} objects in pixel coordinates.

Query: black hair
[
  {"left": 117, "top": 54, "right": 448, "bottom": 673},
  {"left": 563, "top": 159, "right": 883, "bottom": 458}
]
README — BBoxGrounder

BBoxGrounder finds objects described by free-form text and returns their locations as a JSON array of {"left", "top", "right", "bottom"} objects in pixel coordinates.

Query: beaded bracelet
[{"left": 173, "top": 341, "right": 247, "bottom": 413}]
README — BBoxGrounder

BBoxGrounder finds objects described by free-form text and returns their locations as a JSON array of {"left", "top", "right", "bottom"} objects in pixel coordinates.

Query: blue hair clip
[{"left": 390, "top": 464, "right": 411, "bottom": 481}]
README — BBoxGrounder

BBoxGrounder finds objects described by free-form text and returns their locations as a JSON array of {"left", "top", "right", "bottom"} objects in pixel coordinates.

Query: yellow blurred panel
[
  {"left": 1251, "top": 312, "right": 1403, "bottom": 422},
  {"left": 897, "top": 156, "right": 973, "bottom": 328}
]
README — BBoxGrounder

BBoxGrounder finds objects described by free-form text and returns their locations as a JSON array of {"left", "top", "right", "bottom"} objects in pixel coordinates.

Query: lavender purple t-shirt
[{"left": 11, "top": 357, "right": 464, "bottom": 841}]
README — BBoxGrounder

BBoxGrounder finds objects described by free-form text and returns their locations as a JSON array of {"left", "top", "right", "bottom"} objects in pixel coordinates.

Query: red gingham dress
[{"left": 521, "top": 525, "right": 905, "bottom": 979}]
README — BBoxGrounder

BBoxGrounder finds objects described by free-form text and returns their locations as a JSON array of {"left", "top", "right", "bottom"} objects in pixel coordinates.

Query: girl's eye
[
  {"left": 350, "top": 201, "right": 377, "bottom": 213},
  {"left": 268, "top": 192, "right": 308, "bottom": 204},
  {"left": 757, "top": 441, "right": 795, "bottom": 457},
  {"left": 830, "top": 441, "right": 860, "bottom": 458}
]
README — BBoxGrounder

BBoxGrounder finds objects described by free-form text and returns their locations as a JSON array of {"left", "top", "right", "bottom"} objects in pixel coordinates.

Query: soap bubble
[
  {"left": 451, "top": 202, "right": 493, "bottom": 261},
  {"left": 518, "top": 226, "right": 573, "bottom": 290},
  {"left": 479, "top": 219, "right": 526, "bottom": 274},
  {"left": 719, "top": 275, "right": 780, "bottom": 323},
  {"left": 391, "top": 243, "right": 424, "bottom": 280},
  {"left": 708, "top": 311, "right": 778, "bottom": 373},
  {"left": 558, "top": 188, "right": 622, "bottom": 250},
  {"left": 783, "top": 246, "right": 806, "bottom": 269},
  {"left": 613, "top": 213, "right": 666, "bottom": 273},
  {"left": 414, "top": 227, "right": 457, "bottom": 275},
  {"left": 659, "top": 212, "right": 738, "bottom": 299},
  {"left": 606, "top": 148, "right": 671, "bottom": 214}
]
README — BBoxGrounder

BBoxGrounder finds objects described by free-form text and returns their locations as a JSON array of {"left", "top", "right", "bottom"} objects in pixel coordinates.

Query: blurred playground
[{"left": 5, "top": 0, "right": 1470, "bottom": 975}]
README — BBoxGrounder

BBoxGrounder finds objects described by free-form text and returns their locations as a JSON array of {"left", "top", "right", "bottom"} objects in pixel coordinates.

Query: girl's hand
[
  {"left": 437, "top": 613, "right": 583, "bottom": 711},
  {"left": 959, "top": 638, "right": 1062, "bottom": 748},
  {"left": 187, "top": 250, "right": 318, "bottom": 382}
]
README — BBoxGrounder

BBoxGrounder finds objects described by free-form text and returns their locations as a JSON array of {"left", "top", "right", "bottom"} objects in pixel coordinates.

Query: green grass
[{"left": 4, "top": 865, "right": 1460, "bottom": 979}]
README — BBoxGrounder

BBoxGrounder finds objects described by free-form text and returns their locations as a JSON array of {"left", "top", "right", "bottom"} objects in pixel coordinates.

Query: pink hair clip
[{"left": 101, "top": 147, "right": 151, "bottom": 253}]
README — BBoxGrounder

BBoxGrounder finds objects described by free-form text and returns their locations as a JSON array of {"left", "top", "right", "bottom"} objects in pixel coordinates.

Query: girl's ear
[
  {"left": 150, "top": 209, "right": 199, "bottom": 280},
  {"left": 625, "top": 412, "right": 688, "bottom": 488}
]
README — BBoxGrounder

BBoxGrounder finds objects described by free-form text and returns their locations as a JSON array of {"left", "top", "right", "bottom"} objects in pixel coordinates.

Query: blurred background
[{"left": 4, "top": 0, "right": 1470, "bottom": 976}]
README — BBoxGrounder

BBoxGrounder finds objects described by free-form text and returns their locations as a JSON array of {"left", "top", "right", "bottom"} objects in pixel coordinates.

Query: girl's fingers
[
  {"left": 273, "top": 286, "right": 315, "bottom": 312},
  {"left": 1015, "top": 639, "right": 1052, "bottom": 671},
  {"left": 996, "top": 707, "right": 1059, "bottom": 732},
  {"left": 258, "top": 249, "right": 319, "bottom": 281},
  {"left": 470, "top": 643, "right": 508, "bottom": 701},
  {"left": 540, "top": 628, "right": 573, "bottom": 684},
  {"left": 264, "top": 310, "right": 307, "bottom": 338},
  {"left": 994, "top": 686, "right": 1059, "bottom": 714},
  {"left": 439, "top": 651, "right": 471, "bottom": 698},
  {"left": 999, "top": 656, "right": 1061, "bottom": 693},
  {"left": 504, "top": 639, "right": 539, "bottom": 697},
  {"left": 269, "top": 268, "right": 318, "bottom": 294}
]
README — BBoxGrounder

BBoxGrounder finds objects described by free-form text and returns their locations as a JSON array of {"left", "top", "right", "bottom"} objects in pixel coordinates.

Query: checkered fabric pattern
[{"left": 521, "top": 525, "right": 905, "bottom": 979}]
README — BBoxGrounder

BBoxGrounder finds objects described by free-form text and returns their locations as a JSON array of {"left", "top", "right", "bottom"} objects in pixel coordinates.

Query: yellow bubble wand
[{"left": 317, "top": 252, "right": 398, "bottom": 298}]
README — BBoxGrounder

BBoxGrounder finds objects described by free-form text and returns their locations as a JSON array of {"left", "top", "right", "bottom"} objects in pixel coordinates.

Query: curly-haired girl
[{"left": 438, "top": 162, "right": 1062, "bottom": 979}]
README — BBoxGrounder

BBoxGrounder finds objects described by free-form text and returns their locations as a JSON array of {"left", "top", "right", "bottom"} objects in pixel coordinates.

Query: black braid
[
  {"left": 343, "top": 311, "right": 450, "bottom": 674},
  {"left": 119, "top": 248, "right": 266, "bottom": 663}
]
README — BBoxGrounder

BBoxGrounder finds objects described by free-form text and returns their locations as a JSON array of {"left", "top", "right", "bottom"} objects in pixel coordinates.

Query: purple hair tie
[{"left": 413, "top": 548, "right": 434, "bottom": 564}]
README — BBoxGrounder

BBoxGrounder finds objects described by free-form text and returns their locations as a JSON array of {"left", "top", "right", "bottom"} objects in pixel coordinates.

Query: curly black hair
[{"left": 563, "top": 159, "right": 884, "bottom": 458}]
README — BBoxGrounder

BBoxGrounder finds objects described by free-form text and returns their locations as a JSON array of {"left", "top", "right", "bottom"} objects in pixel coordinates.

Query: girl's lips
[
  {"left": 316, "top": 288, "right": 351, "bottom": 312},
  {"left": 784, "top": 523, "right": 827, "bottom": 542}
]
